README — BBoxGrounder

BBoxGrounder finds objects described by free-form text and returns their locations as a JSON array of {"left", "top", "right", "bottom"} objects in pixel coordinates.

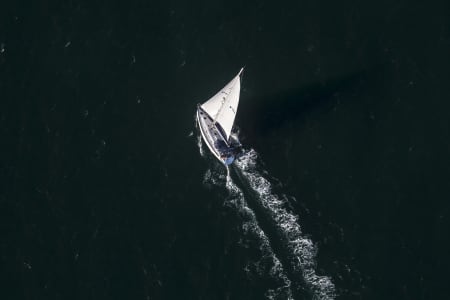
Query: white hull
[{"left": 196, "top": 108, "right": 224, "bottom": 163}]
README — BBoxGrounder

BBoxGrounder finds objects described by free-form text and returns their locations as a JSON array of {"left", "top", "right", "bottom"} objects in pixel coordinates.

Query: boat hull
[{"left": 196, "top": 107, "right": 239, "bottom": 165}]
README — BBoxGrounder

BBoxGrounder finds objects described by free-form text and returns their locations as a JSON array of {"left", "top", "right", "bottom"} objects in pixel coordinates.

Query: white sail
[
  {"left": 200, "top": 68, "right": 243, "bottom": 140},
  {"left": 214, "top": 78, "right": 240, "bottom": 139}
]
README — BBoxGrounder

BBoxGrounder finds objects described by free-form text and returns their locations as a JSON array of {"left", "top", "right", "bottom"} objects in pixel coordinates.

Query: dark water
[{"left": 1, "top": 1, "right": 450, "bottom": 299}]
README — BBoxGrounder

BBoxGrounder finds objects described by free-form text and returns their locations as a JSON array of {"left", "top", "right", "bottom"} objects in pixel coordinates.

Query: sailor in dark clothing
[{"left": 214, "top": 138, "right": 243, "bottom": 164}]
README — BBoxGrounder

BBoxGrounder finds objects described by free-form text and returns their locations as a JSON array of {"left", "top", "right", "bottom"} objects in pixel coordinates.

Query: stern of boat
[{"left": 223, "top": 155, "right": 235, "bottom": 165}]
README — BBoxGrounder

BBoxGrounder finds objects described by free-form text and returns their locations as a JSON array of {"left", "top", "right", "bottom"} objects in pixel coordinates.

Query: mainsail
[{"left": 200, "top": 68, "right": 243, "bottom": 140}]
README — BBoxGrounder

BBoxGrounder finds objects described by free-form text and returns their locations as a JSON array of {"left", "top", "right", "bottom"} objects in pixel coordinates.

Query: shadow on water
[{"left": 239, "top": 65, "right": 386, "bottom": 139}]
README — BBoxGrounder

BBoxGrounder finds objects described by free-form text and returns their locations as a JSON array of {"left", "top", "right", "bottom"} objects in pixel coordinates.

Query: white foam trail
[
  {"left": 203, "top": 167, "right": 294, "bottom": 300},
  {"left": 195, "top": 126, "right": 205, "bottom": 157},
  {"left": 235, "top": 149, "right": 336, "bottom": 300}
]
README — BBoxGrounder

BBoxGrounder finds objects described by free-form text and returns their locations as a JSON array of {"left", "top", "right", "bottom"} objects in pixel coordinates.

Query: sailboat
[{"left": 196, "top": 68, "right": 244, "bottom": 165}]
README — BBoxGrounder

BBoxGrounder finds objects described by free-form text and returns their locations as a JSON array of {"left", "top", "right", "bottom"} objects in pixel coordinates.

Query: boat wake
[
  {"left": 196, "top": 125, "right": 334, "bottom": 299},
  {"left": 195, "top": 120, "right": 205, "bottom": 157},
  {"left": 203, "top": 167, "right": 293, "bottom": 300},
  {"left": 234, "top": 149, "right": 336, "bottom": 299}
]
